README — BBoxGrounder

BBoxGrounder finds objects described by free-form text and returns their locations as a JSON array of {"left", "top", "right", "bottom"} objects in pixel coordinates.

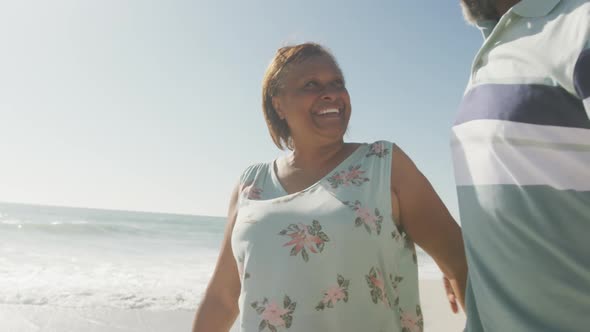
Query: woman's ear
[{"left": 272, "top": 97, "right": 285, "bottom": 120}]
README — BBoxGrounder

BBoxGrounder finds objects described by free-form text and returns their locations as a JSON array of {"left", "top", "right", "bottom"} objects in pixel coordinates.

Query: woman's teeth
[{"left": 317, "top": 108, "right": 340, "bottom": 115}]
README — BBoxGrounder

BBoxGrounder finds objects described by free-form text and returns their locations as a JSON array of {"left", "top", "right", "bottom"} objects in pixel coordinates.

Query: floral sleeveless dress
[{"left": 231, "top": 141, "right": 423, "bottom": 332}]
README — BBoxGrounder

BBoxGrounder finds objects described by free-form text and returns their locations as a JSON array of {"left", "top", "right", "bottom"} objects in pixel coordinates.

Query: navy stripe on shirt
[
  {"left": 574, "top": 48, "right": 590, "bottom": 100},
  {"left": 455, "top": 84, "right": 590, "bottom": 129}
]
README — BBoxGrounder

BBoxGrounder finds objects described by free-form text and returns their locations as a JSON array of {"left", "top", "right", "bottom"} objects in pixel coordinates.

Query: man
[{"left": 448, "top": 0, "right": 590, "bottom": 330}]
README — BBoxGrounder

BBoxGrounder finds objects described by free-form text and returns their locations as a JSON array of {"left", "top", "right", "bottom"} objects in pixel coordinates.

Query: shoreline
[{"left": 0, "top": 280, "right": 465, "bottom": 331}]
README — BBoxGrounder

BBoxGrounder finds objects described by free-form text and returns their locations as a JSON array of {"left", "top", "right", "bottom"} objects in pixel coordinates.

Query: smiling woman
[
  {"left": 192, "top": 43, "right": 467, "bottom": 332},
  {"left": 261, "top": 44, "right": 350, "bottom": 151}
]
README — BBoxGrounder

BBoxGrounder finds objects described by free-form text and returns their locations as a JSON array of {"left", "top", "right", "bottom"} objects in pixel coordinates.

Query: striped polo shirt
[{"left": 451, "top": 0, "right": 590, "bottom": 331}]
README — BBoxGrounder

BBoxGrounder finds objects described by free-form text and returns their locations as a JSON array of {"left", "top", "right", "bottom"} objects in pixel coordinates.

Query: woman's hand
[{"left": 443, "top": 275, "right": 460, "bottom": 313}]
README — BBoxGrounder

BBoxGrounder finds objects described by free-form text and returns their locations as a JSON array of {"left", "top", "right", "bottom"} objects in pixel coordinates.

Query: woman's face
[{"left": 273, "top": 55, "right": 351, "bottom": 146}]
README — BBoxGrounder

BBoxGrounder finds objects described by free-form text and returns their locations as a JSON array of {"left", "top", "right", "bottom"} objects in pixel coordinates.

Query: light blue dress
[{"left": 231, "top": 141, "right": 423, "bottom": 332}]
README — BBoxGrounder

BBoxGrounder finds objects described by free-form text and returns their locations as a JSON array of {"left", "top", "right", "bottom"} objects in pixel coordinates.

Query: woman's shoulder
[
  {"left": 238, "top": 161, "right": 272, "bottom": 185},
  {"left": 365, "top": 140, "right": 396, "bottom": 148},
  {"left": 364, "top": 140, "right": 396, "bottom": 159}
]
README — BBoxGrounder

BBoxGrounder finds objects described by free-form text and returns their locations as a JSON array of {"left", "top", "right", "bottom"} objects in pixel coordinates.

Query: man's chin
[
  {"left": 460, "top": 2, "right": 479, "bottom": 25},
  {"left": 460, "top": 0, "right": 499, "bottom": 25}
]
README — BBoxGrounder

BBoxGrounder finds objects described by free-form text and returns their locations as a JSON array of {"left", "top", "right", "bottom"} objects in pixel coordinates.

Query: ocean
[{"left": 0, "top": 202, "right": 440, "bottom": 311}]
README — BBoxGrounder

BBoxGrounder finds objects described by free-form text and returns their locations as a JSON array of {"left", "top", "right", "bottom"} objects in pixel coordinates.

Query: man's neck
[{"left": 495, "top": 0, "right": 521, "bottom": 17}]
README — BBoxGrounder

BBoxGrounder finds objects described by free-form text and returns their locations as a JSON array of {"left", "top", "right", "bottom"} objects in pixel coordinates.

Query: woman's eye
[
  {"left": 333, "top": 80, "right": 345, "bottom": 88},
  {"left": 304, "top": 81, "right": 318, "bottom": 89}
]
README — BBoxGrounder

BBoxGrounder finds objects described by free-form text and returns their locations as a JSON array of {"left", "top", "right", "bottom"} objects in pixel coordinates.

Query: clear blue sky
[{"left": 0, "top": 1, "right": 482, "bottom": 217}]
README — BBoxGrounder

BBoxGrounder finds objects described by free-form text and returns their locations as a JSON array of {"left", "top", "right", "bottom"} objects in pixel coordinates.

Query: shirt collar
[
  {"left": 475, "top": 0, "right": 561, "bottom": 38},
  {"left": 512, "top": 0, "right": 561, "bottom": 18},
  {"left": 475, "top": 20, "right": 499, "bottom": 39}
]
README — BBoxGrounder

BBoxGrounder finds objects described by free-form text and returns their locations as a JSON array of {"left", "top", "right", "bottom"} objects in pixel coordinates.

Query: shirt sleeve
[{"left": 574, "top": 42, "right": 590, "bottom": 118}]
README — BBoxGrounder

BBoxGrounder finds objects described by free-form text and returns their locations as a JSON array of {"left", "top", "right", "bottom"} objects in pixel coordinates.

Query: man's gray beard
[{"left": 460, "top": 0, "right": 499, "bottom": 24}]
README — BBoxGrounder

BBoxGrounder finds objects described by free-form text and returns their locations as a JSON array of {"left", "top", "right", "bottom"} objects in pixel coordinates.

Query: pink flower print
[
  {"left": 401, "top": 312, "right": 419, "bottom": 332},
  {"left": 332, "top": 173, "right": 343, "bottom": 181},
  {"left": 261, "top": 301, "right": 289, "bottom": 327},
  {"left": 279, "top": 220, "right": 330, "bottom": 262},
  {"left": 251, "top": 296, "right": 296, "bottom": 331},
  {"left": 344, "top": 168, "right": 362, "bottom": 181},
  {"left": 322, "top": 286, "right": 345, "bottom": 304},
  {"left": 400, "top": 305, "right": 424, "bottom": 332},
  {"left": 366, "top": 267, "right": 391, "bottom": 307},
  {"left": 326, "top": 164, "right": 369, "bottom": 189},
  {"left": 241, "top": 182, "right": 262, "bottom": 200},
  {"left": 357, "top": 207, "right": 377, "bottom": 229},
  {"left": 371, "top": 271, "right": 384, "bottom": 291},
  {"left": 390, "top": 274, "right": 404, "bottom": 307},
  {"left": 392, "top": 224, "right": 417, "bottom": 263},
  {"left": 372, "top": 142, "right": 384, "bottom": 154},
  {"left": 283, "top": 224, "right": 321, "bottom": 253},
  {"left": 344, "top": 201, "right": 383, "bottom": 235},
  {"left": 366, "top": 142, "right": 390, "bottom": 158},
  {"left": 316, "top": 275, "right": 350, "bottom": 311}
]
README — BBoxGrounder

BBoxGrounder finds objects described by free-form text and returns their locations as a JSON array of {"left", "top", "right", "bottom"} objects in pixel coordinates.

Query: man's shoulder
[
  {"left": 552, "top": 0, "right": 590, "bottom": 51},
  {"left": 560, "top": 0, "right": 590, "bottom": 8},
  {"left": 556, "top": 0, "right": 590, "bottom": 18}
]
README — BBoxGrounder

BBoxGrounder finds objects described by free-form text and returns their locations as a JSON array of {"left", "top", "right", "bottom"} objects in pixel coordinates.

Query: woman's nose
[{"left": 320, "top": 85, "right": 339, "bottom": 101}]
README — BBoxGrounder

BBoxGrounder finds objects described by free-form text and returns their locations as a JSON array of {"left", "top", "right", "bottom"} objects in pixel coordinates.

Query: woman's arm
[
  {"left": 390, "top": 145, "right": 467, "bottom": 311},
  {"left": 192, "top": 184, "right": 242, "bottom": 332}
]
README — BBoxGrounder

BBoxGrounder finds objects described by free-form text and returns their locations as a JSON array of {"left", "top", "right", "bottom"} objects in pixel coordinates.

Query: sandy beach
[{"left": 0, "top": 280, "right": 465, "bottom": 332}]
